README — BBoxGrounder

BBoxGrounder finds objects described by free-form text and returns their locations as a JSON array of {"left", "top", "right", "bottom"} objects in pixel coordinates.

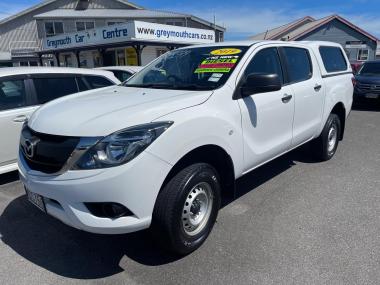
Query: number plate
[
  {"left": 365, "top": 93, "right": 379, "bottom": 99},
  {"left": 26, "top": 188, "right": 46, "bottom": 213}
]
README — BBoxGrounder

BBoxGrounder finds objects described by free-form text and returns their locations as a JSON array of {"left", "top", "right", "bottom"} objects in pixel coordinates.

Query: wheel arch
[
  {"left": 330, "top": 102, "right": 346, "bottom": 140},
  {"left": 160, "top": 144, "right": 236, "bottom": 199}
]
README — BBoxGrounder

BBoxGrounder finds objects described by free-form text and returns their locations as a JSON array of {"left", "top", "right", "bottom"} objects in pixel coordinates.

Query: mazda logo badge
[{"left": 23, "top": 137, "right": 40, "bottom": 159}]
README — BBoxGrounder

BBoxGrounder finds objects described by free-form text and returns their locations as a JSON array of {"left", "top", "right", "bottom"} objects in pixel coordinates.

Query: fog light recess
[{"left": 85, "top": 202, "right": 134, "bottom": 219}]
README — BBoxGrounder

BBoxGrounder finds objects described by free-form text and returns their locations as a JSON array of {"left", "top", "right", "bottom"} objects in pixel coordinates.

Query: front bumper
[{"left": 18, "top": 151, "right": 172, "bottom": 234}]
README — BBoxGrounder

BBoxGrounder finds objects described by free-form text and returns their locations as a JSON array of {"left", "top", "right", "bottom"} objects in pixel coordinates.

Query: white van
[
  {"left": 19, "top": 41, "right": 353, "bottom": 254},
  {"left": 0, "top": 67, "right": 120, "bottom": 174}
]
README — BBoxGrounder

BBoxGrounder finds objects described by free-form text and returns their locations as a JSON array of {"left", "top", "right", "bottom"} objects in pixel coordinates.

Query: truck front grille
[
  {"left": 357, "top": 83, "right": 380, "bottom": 92},
  {"left": 20, "top": 126, "right": 80, "bottom": 174}
]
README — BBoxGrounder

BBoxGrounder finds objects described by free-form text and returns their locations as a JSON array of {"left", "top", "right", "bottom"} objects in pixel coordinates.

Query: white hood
[{"left": 28, "top": 86, "right": 212, "bottom": 136}]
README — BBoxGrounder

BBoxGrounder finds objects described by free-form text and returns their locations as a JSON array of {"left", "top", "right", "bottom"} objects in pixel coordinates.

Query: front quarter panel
[{"left": 147, "top": 86, "right": 245, "bottom": 179}]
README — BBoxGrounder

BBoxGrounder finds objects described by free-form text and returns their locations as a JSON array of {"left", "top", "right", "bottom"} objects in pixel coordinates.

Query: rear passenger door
[
  {"left": 0, "top": 76, "right": 37, "bottom": 167},
  {"left": 237, "top": 46, "right": 295, "bottom": 170},
  {"left": 280, "top": 46, "right": 324, "bottom": 147}
]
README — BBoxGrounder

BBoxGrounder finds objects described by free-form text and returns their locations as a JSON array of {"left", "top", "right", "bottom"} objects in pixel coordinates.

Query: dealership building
[
  {"left": 0, "top": 0, "right": 225, "bottom": 67},
  {"left": 250, "top": 15, "right": 378, "bottom": 62}
]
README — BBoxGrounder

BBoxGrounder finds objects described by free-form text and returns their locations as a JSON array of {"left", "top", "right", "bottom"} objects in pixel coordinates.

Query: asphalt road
[{"left": 0, "top": 102, "right": 379, "bottom": 285}]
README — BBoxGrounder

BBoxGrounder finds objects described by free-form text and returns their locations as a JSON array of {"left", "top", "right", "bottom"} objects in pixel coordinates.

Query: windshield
[
  {"left": 358, "top": 62, "right": 380, "bottom": 76},
  {"left": 124, "top": 46, "right": 249, "bottom": 91}
]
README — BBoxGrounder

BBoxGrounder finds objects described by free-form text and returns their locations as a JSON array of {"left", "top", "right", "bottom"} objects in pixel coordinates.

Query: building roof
[
  {"left": 0, "top": 0, "right": 225, "bottom": 32},
  {"left": 0, "top": 0, "right": 142, "bottom": 25},
  {"left": 249, "top": 16, "right": 314, "bottom": 40},
  {"left": 34, "top": 8, "right": 225, "bottom": 31},
  {"left": 249, "top": 14, "right": 378, "bottom": 43},
  {"left": 34, "top": 8, "right": 189, "bottom": 19}
]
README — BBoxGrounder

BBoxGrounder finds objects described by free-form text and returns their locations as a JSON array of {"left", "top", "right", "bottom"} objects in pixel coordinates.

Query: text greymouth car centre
[
  {"left": 42, "top": 21, "right": 215, "bottom": 52},
  {"left": 45, "top": 26, "right": 130, "bottom": 50}
]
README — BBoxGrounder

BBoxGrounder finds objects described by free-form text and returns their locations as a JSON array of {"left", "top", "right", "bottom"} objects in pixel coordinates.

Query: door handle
[
  {"left": 314, "top": 84, "right": 322, "bottom": 91},
  {"left": 13, "top": 115, "right": 28, "bottom": 123},
  {"left": 282, "top": 94, "right": 293, "bottom": 103}
]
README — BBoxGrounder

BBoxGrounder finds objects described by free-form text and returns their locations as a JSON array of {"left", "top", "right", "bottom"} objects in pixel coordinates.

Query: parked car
[
  {"left": 19, "top": 41, "right": 353, "bottom": 254},
  {"left": 354, "top": 60, "right": 380, "bottom": 102},
  {"left": 97, "top": 66, "right": 144, "bottom": 82},
  {"left": 350, "top": 60, "right": 364, "bottom": 74},
  {"left": 0, "top": 67, "right": 120, "bottom": 175}
]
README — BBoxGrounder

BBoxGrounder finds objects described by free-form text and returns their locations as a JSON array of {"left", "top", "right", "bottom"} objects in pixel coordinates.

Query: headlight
[{"left": 73, "top": 122, "right": 173, "bottom": 170}]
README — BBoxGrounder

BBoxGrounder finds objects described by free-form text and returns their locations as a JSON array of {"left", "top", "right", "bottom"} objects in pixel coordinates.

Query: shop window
[
  {"left": 63, "top": 54, "right": 74, "bottom": 67},
  {"left": 76, "top": 21, "right": 95, "bottom": 32},
  {"left": 45, "top": 22, "right": 64, "bottom": 37},
  {"left": 218, "top": 32, "right": 224, "bottom": 42},
  {"left": 116, "top": 49, "right": 126, "bottom": 66},
  {"left": 156, "top": 49, "right": 168, "bottom": 57},
  {"left": 19, "top": 61, "right": 39, "bottom": 67},
  {"left": 126, "top": 47, "right": 138, "bottom": 66},
  {"left": 357, "top": 49, "right": 369, "bottom": 61},
  {"left": 166, "top": 21, "right": 184, "bottom": 26}
]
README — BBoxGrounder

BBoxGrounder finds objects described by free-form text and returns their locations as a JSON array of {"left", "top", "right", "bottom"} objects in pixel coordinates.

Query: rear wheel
[
  {"left": 312, "top": 113, "right": 341, "bottom": 161},
  {"left": 151, "top": 163, "right": 221, "bottom": 255}
]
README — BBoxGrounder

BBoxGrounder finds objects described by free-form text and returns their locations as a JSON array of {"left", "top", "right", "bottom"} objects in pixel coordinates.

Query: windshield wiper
[
  {"left": 125, "top": 83, "right": 214, "bottom": 90},
  {"left": 173, "top": 84, "right": 214, "bottom": 91},
  {"left": 125, "top": 83, "right": 176, "bottom": 89}
]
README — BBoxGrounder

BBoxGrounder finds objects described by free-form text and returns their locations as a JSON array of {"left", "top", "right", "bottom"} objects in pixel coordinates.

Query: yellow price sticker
[{"left": 210, "top": 48, "right": 242, "bottom": 56}]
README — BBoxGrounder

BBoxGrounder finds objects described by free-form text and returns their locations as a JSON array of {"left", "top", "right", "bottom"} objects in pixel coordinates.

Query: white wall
[{"left": 141, "top": 46, "right": 169, "bottom": 66}]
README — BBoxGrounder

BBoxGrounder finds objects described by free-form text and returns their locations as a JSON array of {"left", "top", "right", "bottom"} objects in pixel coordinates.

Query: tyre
[
  {"left": 312, "top": 113, "right": 341, "bottom": 161},
  {"left": 151, "top": 163, "right": 221, "bottom": 255}
]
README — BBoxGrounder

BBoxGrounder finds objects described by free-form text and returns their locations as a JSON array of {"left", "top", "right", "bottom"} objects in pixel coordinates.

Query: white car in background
[
  {"left": 0, "top": 67, "right": 120, "bottom": 175},
  {"left": 97, "top": 66, "right": 144, "bottom": 82}
]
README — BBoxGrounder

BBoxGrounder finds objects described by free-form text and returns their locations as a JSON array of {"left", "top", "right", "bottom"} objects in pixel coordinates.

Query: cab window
[
  {"left": 282, "top": 47, "right": 312, "bottom": 83},
  {"left": 0, "top": 79, "right": 27, "bottom": 111},
  {"left": 244, "top": 47, "right": 283, "bottom": 83},
  {"left": 319, "top": 46, "right": 348, "bottom": 72}
]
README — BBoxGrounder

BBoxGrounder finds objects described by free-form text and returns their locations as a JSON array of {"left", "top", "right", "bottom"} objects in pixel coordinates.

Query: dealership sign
[{"left": 42, "top": 21, "right": 215, "bottom": 51}]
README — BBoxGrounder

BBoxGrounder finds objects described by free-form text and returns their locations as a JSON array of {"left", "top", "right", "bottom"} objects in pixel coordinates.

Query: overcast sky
[{"left": 1, "top": 0, "right": 380, "bottom": 40}]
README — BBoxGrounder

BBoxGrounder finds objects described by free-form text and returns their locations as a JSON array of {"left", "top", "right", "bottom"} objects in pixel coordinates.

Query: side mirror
[{"left": 237, "top": 73, "right": 282, "bottom": 98}]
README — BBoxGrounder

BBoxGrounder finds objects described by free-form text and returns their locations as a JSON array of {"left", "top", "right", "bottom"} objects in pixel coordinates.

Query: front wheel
[
  {"left": 151, "top": 163, "right": 221, "bottom": 255},
  {"left": 312, "top": 113, "right": 341, "bottom": 161}
]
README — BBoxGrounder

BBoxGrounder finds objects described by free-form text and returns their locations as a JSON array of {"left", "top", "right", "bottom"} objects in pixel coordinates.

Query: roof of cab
[
  {"left": 176, "top": 40, "right": 343, "bottom": 50},
  {"left": 0, "top": 67, "right": 120, "bottom": 81}
]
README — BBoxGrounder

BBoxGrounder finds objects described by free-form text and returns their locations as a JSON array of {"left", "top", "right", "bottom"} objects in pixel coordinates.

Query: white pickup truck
[{"left": 19, "top": 41, "right": 353, "bottom": 255}]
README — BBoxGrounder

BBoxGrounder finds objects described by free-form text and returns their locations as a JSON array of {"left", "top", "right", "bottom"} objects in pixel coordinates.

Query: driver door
[{"left": 236, "top": 47, "right": 295, "bottom": 172}]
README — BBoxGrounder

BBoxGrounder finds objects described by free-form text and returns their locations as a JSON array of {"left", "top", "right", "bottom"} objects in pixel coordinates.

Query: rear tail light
[{"left": 351, "top": 77, "right": 357, "bottom": 87}]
